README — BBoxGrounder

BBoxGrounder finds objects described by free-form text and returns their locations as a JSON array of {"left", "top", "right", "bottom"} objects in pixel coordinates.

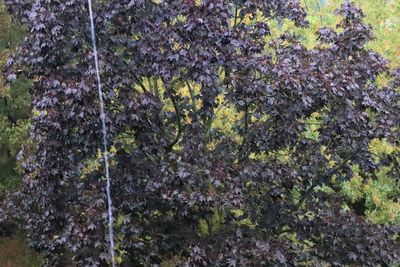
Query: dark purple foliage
[{"left": 2, "top": 0, "right": 400, "bottom": 266}]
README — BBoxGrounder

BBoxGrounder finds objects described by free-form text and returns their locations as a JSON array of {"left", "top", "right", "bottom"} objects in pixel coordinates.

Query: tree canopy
[
  {"left": 0, "top": 1, "right": 29, "bottom": 196},
  {"left": 2, "top": 0, "right": 400, "bottom": 266}
]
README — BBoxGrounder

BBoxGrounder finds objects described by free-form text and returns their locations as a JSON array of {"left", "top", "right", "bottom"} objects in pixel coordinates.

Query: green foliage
[
  {"left": 274, "top": 0, "right": 400, "bottom": 225},
  {"left": 0, "top": 2, "right": 24, "bottom": 50},
  {"left": 287, "top": 0, "right": 400, "bottom": 67},
  {"left": 0, "top": 1, "right": 29, "bottom": 195},
  {"left": 199, "top": 208, "right": 226, "bottom": 237},
  {"left": 341, "top": 139, "right": 400, "bottom": 224}
]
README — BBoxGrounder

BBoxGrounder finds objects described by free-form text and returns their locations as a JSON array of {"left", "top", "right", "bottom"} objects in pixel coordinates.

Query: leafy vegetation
[
  {"left": 0, "top": 3, "right": 42, "bottom": 266},
  {"left": 0, "top": 1, "right": 30, "bottom": 196},
  {"left": 0, "top": 0, "right": 400, "bottom": 266},
  {"left": 275, "top": 0, "right": 400, "bottom": 226}
]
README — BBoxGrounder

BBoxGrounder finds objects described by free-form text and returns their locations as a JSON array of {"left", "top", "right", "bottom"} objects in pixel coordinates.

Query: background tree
[
  {"left": 2, "top": 0, "right": 400, "bottom": 266},
  {"left": 275, "top": 0, "right": 400, "bottom": 225},
  {"left": 0, "top": 1, "right": 29, "bottom": 197},
  {"left": 0, "top": 2, "right": 41, "bottom": 265}
]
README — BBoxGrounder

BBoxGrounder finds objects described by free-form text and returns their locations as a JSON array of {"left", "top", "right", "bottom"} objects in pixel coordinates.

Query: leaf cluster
[{"left": 2, "top": 1, "right": 400, "bottom": 266}]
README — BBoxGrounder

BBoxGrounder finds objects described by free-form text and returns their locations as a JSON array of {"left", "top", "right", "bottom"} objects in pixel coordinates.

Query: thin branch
[
  {"left": 152, "top": 77, "right": 160, "bottom": 99},
  {"left": 233, "top": 5, "right": 239, "bottom": 28},
  {"left": 162, "top": 79, "right": 183, "bottom": 151},
  {"left": 297, "top": 151, "right": 359, "bottom": 208},
  {"left": 186, "top": 81, "right": 196, "bottom": 110},
  {"left": 147, "top": 77, "right": 153, "bottom": 93},
  {"left": 134, "top": 76, "right": 148, "bottom": 93},
  {"left": 239, "top": 101, "right": 250, "bottom": 161}
]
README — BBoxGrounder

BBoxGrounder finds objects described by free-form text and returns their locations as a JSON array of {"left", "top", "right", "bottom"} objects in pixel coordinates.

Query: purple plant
[{"left": 2, "top": 1, "right": 400, "bottom": 266}]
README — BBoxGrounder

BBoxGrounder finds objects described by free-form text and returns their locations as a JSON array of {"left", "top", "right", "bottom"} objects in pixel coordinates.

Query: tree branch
[{"left": 162, "top": 79, "right": 183, "bottom": 151}]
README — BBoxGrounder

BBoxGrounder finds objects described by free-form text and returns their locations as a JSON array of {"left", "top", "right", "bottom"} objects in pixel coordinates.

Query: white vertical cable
[{"left": 87, "top": 0, "right": 116, "bottom": 266}]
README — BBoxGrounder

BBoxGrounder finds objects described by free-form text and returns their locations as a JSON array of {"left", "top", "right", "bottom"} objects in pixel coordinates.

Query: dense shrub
[
  {"left": 2, "top": 0, "right": 400, "bottom": 266},
  {"left": 0, "top": 1, "right": 29, "bottom": 197}
]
